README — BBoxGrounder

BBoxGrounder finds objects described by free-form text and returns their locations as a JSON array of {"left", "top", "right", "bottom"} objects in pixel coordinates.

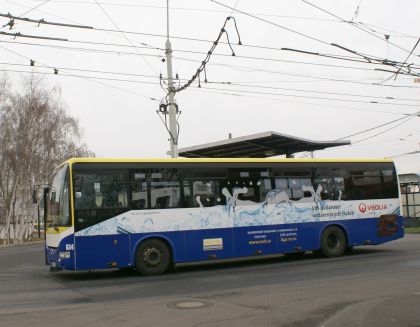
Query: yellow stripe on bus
[
  {"left": 64, "top": 157, "right": 394, "bottom": 164},
  {"left": 46, "top": 226, "right": 71, "bottom": 235}
]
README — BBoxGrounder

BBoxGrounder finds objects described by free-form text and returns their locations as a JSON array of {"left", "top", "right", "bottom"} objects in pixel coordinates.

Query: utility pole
[{"left": 165, "top": 0, "right": 178, "bottom": 158}]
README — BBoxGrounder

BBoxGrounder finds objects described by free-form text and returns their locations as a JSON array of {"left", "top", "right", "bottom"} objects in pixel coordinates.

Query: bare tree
[{"left": 0, "top": 74, "right": 94, "bottom": 244}]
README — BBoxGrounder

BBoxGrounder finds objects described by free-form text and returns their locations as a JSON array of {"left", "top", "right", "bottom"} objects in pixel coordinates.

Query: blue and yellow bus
[{"left": 45, "top": 158, "right": 403, "bottom": 275}]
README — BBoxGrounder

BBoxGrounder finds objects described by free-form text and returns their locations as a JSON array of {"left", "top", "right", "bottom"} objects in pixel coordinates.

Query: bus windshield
[{"left": 47, "top": 164, "right": 71, "bottom": 228}]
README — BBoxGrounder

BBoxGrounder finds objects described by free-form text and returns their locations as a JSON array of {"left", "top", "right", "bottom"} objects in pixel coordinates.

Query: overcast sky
[{"left": 1, "top": 0, "right": 419, "bottom": 173}]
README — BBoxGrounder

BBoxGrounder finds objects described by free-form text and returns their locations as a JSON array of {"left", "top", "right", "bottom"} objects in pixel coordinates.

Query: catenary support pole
[{"left": 165, "top": 0, "right": 178, "bottom": 158}]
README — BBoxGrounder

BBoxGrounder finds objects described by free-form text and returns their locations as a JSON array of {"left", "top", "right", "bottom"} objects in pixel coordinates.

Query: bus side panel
[
  {"left": 233, "top": 225, "right": 278, "bottom": 257},
  {"left": 75, "top": 234, "right": 130, "bottom": 270},
  {"left": 234, "top": 223, "right": 315, "bottom": 256},
  {"left": 277, "top": 223, "right": 317, "bottom": 254},
  {"left": 183, "top": 228, "right": 233, "bottom": 262},
  {"left": 354, "top": 216, "right": 404, "bottom": 245}
]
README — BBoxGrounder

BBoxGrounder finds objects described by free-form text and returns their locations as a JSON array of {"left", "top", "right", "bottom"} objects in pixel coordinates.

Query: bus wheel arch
[
  {"left": 134, "top": 237, "right": 174, "bottom": 275},
  {"left": 318, "top": 224, "right": 348, "bottom": 258}
]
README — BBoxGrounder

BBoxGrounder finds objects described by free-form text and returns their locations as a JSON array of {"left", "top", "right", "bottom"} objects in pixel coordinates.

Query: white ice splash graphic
[{"left": 75, "top": 184, "right": 400, "bottom": 236}]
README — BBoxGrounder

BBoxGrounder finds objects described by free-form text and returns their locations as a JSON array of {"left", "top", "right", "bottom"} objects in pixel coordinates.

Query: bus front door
[{"left": 75, "top": 234, "right": 131, "bottom": 270}]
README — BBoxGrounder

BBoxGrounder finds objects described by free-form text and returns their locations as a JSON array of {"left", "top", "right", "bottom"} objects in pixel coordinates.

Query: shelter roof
[{"left": 178, "top": 131, "right": 351, "bottom": 158}]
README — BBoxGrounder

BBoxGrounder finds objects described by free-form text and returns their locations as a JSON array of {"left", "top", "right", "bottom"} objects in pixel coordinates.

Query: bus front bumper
[{"left": 46, "top": 247, "right": 73, "bottom": 271}]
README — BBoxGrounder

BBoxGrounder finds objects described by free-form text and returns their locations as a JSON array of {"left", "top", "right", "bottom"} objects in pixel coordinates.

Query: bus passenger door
[
  {"left": 183, "top": 180, "right": 234, "bottom": 261},
  {"left": 229, "top": 171, "right": 279, "bottom": 257},
  {"left": 184, "top": 228, "right": 234, "bottom": 261},
  {"left": 75, "top": 232, "right": 131, "bottom": 270},
  {"left": 73, "top": 171, "right": 132, "bottom": 270}
]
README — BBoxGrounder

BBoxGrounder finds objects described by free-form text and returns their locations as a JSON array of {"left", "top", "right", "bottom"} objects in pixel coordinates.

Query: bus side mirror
[{"left": 32, "top": 190, "right": 38, "bottom": 204}]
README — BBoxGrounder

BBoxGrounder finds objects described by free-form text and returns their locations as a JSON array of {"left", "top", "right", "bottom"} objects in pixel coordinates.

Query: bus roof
[{"left": 65, "top": 157, "right": 394, "bottom": 164}]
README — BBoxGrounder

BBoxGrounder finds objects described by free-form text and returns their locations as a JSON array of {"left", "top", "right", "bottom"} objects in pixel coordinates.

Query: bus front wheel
[
  {"left": 135, "top": 239, "right": 171, "bottom": 275},
  {"left": 319, "top": 226, "right": 347, "bottom": 258}
]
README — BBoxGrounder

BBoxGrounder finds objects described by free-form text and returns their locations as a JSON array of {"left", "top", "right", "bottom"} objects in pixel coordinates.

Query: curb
[{"left": 0, "top": 240, "right": 44, "bottom": 248}]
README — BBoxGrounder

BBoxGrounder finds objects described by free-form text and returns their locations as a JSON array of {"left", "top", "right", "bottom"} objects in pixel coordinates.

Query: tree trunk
[{"left": 5, "top": 182, "right": 18, "bottom": 245}]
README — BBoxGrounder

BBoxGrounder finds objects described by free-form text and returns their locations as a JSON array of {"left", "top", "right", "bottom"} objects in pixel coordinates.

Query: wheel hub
[
  {"left": 327, "top": 233, "right": 340, "bottom": 249},
  {"left": 143, "top": 247, "right": 162, "bottom": 267}
]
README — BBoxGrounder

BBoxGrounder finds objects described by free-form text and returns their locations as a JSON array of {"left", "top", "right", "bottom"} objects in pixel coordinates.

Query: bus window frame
[
  {"left": 73, "top": 170, "right": 130, "bottom": 232},
  {"left": 47, "top": 164, "right": 71, "bottom": 229}
]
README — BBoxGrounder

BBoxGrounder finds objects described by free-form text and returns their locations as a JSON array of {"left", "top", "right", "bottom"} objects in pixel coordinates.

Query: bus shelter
[
  {"left": 399, "top": 173, "right": 420, "bottom": 226},
  {"left": 177, "top": 131, "right": 350, "bottom": 158}
]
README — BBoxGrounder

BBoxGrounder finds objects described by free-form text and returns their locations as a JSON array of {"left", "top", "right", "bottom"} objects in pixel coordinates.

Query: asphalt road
[{"left": 1, "top": 235, "right": 420, "bottom": 327}]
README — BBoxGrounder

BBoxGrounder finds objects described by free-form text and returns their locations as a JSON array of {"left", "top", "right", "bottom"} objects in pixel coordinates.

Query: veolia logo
[{"left": 359, "top": 203, "right": 388, "bottom": 213}]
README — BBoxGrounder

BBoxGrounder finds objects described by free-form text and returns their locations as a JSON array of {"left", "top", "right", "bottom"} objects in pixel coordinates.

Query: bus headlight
[{"left": 58, "top": 251, "right": 71, "bottom": 259}]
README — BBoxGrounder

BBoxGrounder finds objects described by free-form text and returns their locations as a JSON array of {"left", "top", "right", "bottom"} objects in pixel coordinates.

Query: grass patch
[{"left": 405, "top": 226, "right": 420, "bottom": 234}]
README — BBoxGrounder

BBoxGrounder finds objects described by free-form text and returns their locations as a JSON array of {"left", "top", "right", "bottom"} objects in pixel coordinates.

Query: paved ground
[{"left": 1, "top": 235, "right": 420, "bottom": 327}]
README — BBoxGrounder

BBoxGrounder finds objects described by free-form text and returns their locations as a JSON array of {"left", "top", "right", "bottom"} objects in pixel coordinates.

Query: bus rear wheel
[
  {"left": 319, "top": 226, "right": 347, "bottom": 258},
  {"left": 135, "top": 239, "right": 171, "bottom": 276}
]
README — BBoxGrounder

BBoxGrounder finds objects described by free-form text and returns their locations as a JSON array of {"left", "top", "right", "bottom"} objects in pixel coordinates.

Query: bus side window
[
  {"left": 351, "top": 175, "right": 383, "bottom": 200},
  {"left": 192, "top": 181, "right": 221, "bottom": 207},
  {"left": 289, "top": 178, "right": 303, "bottom": 199},
  {"left": 181, "top": 167, "right": 227, "bottom": 208},
  {"left": 274, "top": 178, "right": 292, "bottom": 199},
  {"left": 73, "top": 172, "right": 129, "bottom": 231},
  {"left": 100, "top": 175, "right": 128, "bottom": 208},
  {"left": 228, "top": 169, "right": 273, "bottom": 204},
  {"left": 149, "top": 169, "right": 180, "bottom": 209},
  {"left": 75, "top": 173, "right": 128, "bottom": 210},
  {"left": 260, "top": 178, "right": 273, "bottom": 199},
  {"left": 182, "top": 181, "right": 191, "bottom": 207},
  {"left": 74, "top": 174, "right": 97, "bottom": 209},
  {"left": 312, "top": 177, "right": 335, "bottom": 200},
  {"left": 333, "top": 177, "right": 345, "bottom": 200},
  {"left": 131, "top": 172, "right": 148, "bottom": 210},
  {"left": 313, "top": 167, "right": 339, "bottom": 200},
  {"left": 382, "top": 169, "right": 398, "bottom": 198}
]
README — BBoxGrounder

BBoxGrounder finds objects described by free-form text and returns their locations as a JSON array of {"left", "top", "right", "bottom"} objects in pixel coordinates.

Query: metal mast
[{"left": 165, "top": 0, "right": 178, "bottom": 158}]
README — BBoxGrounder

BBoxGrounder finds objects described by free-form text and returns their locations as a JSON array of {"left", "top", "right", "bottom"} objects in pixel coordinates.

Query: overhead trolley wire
[
  {"left": 0, "top": 12, "right": 93, "bottom": 29},
  {"left": 186, "top": 87, "right": 414, "bottom": 117},
  {"left": 190, "top": 60, "right": 420, "bottom": 89},
  {"left": 2, "top": 67, "right": 412, "bottom": 118},
  {"left": 24, "top": 0, "right": 339, "bottom": 21},
  {"left": 27, "top": 0, "right": 420, "bottom": 40},
  {"left": 4, "top": 33, "right": 419, "bottom": 74},
  {"left": 3, "top": 38, "right": 418, "bottom": 89},
  {"left": 0, "top": 10, "right": 165, "bottom": 58},
  {"left": 207, "top": 81, "right": 420, "bottom": 102},
  {"left": 209, "top": 0, "right": 419, "bottom": 75},
  {"left": 0, "top": 61, "right": 160, "bottom": 79},
  {"left": 2, "top": 61, "right": 418, "bottom": 106},
  {"left": 197, "top": 85, "right": 420, "bottom": 107},
  {"left": 298, "top": 112, "right": 420, "bottom": 157},
  {"left": 209, "top": 0, "right": 332, "bottom": 47},
  {"left": 351, "top": 116, "right": 417, "bottom": 144},
  {"left": 0, "top": 44, "right": 160, "bottom": 101},
  {"left": 0, "top": 67, "right": 161, "bottom": 85},
  {"left": 355, "top": 21, "right": 419, "bottom": 40},
  {"left": 4, "top": 33, "right": 417, "bottom": 80},
  {"left": 300, "top": 0, "right": 415, "bottom": 55},
  {"left": 335, "top": 111, "right": 420, "bottom": 141},
  {"left": 1, "top": 11, "right": 418, "bottom": 74},
  {"left": 1, "top": 0, "right": 51, "bottom": 30},
  {"left": 0, "top": 39, "right": 162, "bottom": 57},
  {"left": 92, "top": 0, "right": 160, "bottom": 76},
  {"left": 383, "top": 38, "right": 420, "bottom": 83}
]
